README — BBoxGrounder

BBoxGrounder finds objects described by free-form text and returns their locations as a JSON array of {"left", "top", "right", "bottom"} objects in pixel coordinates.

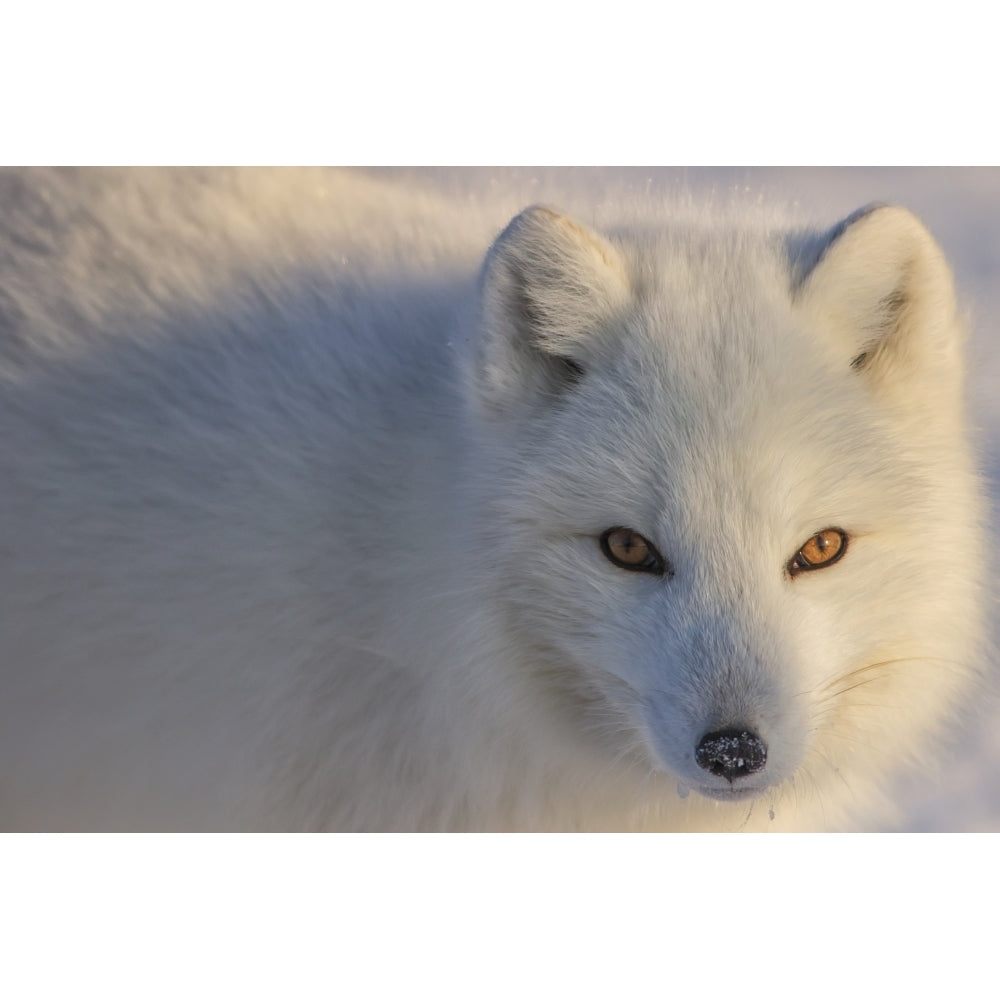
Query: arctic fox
[{"left": 0, "top": 168, "right": 985, "bottom": 831}]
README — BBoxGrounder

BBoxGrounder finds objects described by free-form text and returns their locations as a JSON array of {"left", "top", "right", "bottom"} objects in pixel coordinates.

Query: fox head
[{"left": 466, "top": 202, "right": 986, "bottom": 824}]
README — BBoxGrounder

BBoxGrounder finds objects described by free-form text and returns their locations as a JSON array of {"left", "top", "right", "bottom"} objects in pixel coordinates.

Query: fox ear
[
  {"left": 795, "top": 204, "right": 963, "bottom": 402},
  {"left": 475, "top": 205, "right": 630, "bottom": 413}
]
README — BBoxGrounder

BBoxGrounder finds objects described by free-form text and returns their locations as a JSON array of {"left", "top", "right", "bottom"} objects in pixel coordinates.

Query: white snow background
[{"left": 368, "top": 166, "right": 1000, "bottom": 833}]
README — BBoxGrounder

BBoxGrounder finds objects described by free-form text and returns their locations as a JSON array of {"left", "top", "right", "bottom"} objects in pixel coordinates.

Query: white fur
[{"left": 0, "top": 168, "right": 985, "bottom": 830}]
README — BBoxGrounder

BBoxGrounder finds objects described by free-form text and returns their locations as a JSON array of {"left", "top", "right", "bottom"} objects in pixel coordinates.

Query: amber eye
[
  {"left": 600, "top": 527, "right": 667, "bottom": 576},
  {"left": 788, "top": 528, "right": 848, "bottom": 577}
]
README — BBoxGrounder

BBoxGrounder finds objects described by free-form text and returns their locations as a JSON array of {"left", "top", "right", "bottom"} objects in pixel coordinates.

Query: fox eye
[
  {"left": 788, "top": 528, "right": 848, "bottom": 577},
  {"left": 600, "top": 527, "right": 667, "bottom": 576}
]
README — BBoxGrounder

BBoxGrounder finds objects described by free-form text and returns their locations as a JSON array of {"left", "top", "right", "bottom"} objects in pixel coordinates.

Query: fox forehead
[{"left": 513, "top": 332, "right": 903, "bottom": 572}]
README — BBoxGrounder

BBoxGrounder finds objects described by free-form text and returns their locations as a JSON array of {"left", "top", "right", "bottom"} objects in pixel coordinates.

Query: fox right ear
[
  {"left": 474, "top": 206, "right": 630, "bottom": 414},
  {"left": 794, "top": 204, "right": 964, "bottom": 405}
]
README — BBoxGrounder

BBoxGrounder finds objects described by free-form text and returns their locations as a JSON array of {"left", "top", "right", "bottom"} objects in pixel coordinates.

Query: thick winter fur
[{"left": 0, "top": 168, "right": 985, "bottom": 830}]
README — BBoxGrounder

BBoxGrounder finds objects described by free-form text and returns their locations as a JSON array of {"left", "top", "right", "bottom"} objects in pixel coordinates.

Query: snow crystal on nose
[{"left": 695, "top": 730, "right": 768, "bottom": 779}]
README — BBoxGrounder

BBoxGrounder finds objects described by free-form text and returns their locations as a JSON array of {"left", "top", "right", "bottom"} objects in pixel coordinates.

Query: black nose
[{"left": 695, "top": 729, "right": 767, "bottom": 781}]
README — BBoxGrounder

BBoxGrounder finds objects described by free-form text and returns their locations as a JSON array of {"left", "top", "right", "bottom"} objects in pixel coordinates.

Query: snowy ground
[{"left": 370, "top": 166, "right": 1000, "bottom": 832}]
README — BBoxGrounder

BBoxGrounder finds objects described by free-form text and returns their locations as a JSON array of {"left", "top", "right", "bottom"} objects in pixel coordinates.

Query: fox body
[{"left": 0, "top": 168, "right": 985, "bottom": 830}]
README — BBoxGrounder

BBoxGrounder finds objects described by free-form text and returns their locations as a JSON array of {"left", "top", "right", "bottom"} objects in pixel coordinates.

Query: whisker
[
  {"left": 814, "top": 656, "right": 967, "bottom": 706},
  {"left": 818, "top": 660, "right": 894, "bottom": 694},
  {"left": 816, "top": 674, "right": 886, "bottom": 705}
]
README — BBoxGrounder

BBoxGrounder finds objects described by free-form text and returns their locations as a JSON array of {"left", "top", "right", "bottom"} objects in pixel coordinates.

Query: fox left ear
[
  {"left": 794, "top": 204, "right": 964, "bottom": 403},
  {"left": 474, "top": 205, "right": 631, "bottom": 415}
]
